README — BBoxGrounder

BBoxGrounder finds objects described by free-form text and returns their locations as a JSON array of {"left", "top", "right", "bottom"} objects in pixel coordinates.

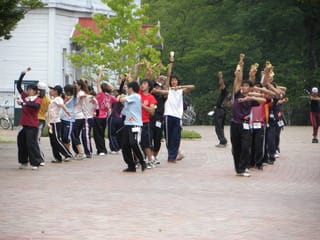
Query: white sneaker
[
  {"left": 19, "top": 164, "right": 28, "bottom": 169},
  {"left": 146, "top": 162, "right": 153, "bottom": 169},
  {"left": 39, "top": 162, "right": 45, "bottom": 166},
  {"left": 31, "top": 166, "right": 39, "bottom": 170},
  {"left": 274, "top": 154, "right": 280, "bottom": 158},
  {"left": 64, "top": 157, "right": 72, "bottom": 162},
  {"left": 236, "top": 172, "right": 251, "bottom": 177},
  {"left": 154, "top": 157, "right": 160, "bottom": 165},
  {"left": 74, "top": 154, "right": 86, "bottom": 160},
  {"left": 245, "top": 168, "right": 250, "bottom": 173},
  {"left": 111, "top": 151, "right": 121, "bottom": 154},
  {"left": 98, "top": 152, "right": 105, "bottom": 156}
]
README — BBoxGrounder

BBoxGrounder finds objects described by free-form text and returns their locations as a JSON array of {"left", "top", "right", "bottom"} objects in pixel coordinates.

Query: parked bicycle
[
  {"left": 0, "top": 100, "right": 14, "bottom": 130},
  {"left": 182, "top": 105, "right": 196, "bottom": 126}
]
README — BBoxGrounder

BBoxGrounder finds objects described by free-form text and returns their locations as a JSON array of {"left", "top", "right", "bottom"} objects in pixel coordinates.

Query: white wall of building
[
  {"left": 0, "top": 9, "right": 49, "bottom": 92},
  {"left": 0, "top": 0, "right": 140, "bottom": 95}
]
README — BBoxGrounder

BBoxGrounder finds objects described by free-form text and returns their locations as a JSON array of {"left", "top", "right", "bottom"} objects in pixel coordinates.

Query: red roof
[
  {"left": 72, "top": 17, "right": 155, "bottom": 38},
  {"left": 72, "top": 17, "right": 101, "bottom": 37},
  {"left": 141, "top": 24, "right": 156, "bottom": 34}
]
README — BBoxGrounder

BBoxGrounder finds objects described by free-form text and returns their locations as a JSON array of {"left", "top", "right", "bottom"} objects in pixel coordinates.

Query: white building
[{"left": 0, "top": 0, "right": 141, "bottom": 100}]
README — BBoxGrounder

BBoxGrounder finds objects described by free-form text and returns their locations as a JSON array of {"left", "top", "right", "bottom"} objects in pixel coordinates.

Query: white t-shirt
[
  {"left": 74, "top": 90, "right": 86, "bottom": 119},
  {"left": 164, "top": 89, "right": 184, "bottom": 119},
  {"left": 83, "top": 95, "right": 98, "bottom": 119},
  {"left": 48, "top": 96, "right": 64, "bottom": 123}
]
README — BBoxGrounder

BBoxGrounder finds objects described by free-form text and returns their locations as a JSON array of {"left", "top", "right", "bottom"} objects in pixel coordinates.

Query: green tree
[
  {"left": 144, "top": 0, "right": 320, "bottom": 125},
  {"left": 68, "top": 0, "right": 162, "bottom": 80},
  {"left": 0, "top": 0, "right": 44, "bottom": 40}
]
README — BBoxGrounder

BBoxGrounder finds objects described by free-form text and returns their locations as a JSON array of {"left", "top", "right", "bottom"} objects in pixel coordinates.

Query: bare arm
[
  {"left": 233, "top": 53, "right": 245, "bottom": 93},
  {"left": 249, "top": 63, "right": 259, "bottom": 84},
  {"left": 142, "top": 103, "right": 156, "bottom": 116},
  {"left": 96, "top": 67, "right": 103, "bottom": 93},
  {"left": 132, "top": 62, "right": 144, "bottom": 82},
  {"left": 117, "top": 94, "right": 127, "bottom": 103},
  {"left": 218, "top": 71, "right": 225, "bottom": 90},
  {"left": 253, "top": 86, "right": 277, "bottom": 97},
  {"left": 310, "top": 95, "right": 320, "bottom": 101},
  {"left": 166, "top": 55, "right": 174, "bottom": 90},
  {"left": 152, "top": 88, "right": 169, "bottom": 96},
  {"left": 238, "top": 96, "right": 266, "bottom": 104},
  {"left": 248, "top": 91, "right": 264, "bottom": 97},
  {"left": 181, "top": 85, "right": 195, "bottom": 93}
]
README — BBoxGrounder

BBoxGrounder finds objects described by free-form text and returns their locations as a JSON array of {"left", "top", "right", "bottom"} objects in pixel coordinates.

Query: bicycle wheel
[
  {"left": 182, "top": 110, "right": 196, "bottom": 126},
  {"left": 0, "top": 118, "right": 11, "bottom": 129}
]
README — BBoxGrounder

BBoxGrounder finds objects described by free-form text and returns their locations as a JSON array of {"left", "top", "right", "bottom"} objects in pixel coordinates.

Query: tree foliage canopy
[
  {"left": 68, "top": 0, "right": 162, "bottom": 80},
  {"left": 143, "top": 0, "right": 320, "bottom": 124},
  {"left": 0, "top": 0, "right": 44, "bottom": 40}
]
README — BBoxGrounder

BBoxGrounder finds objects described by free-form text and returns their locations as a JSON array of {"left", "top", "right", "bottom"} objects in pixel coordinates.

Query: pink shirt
[{"left": 95, "top": 92, "right": 117, "bottom": 118}]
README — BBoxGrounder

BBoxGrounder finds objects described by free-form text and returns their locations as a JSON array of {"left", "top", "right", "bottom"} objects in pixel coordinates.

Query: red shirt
[
  {"left": 139, "top": 90, "right": 157, "bottom": 123},
  {"left": 251, "top": 102, "right": 266, "bottom": 124},
  {"left": 20, "top": 92, "right": 42, "bottom": 127}
]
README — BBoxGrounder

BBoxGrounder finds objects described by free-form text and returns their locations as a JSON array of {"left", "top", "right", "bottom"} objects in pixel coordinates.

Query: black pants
[
  {"left": 141, "top": 122, "right": 153, "bottom": 149},
  {"left": 121, "top": 125, "right": 145, "bottom": 169},
  {"left": 72, "top": 118, "right": 85, "bottom": 154},
  {"left": 17, "top": 126, "right": 42, "bottom": 166},
  {"left": 266, "top": 124, "right": 276, "bottom": 161},
  {"left": 152, "top": 119, "right": 163, "bottom": 153},
  {"left": 82, "top": 118, "right": 93, "bottom": 156},
  {"left": 251, "top": 127, "right": 265, "bottom": 167},
  {"left": 93, "top": 117, "right": 107, "bottom": 154},
  {"left": 108, "top": 116, "right": 123, "bottom": 152},
  {"left": 49, "top": 122, "right": 73, "bottom": 160},
  {"left": 214, "top": 108, "right": 227, "bottom": 145},
  {"left": 275, "top": 125, "right": 281, "bottom": 152},
  {"left": 230, "top": 122, "right": 252, "bottom": 174}
]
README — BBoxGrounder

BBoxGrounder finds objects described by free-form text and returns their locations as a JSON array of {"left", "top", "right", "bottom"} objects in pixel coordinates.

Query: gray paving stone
[{"left": 0, "top": 126, "right": 319, "bottom": 239}]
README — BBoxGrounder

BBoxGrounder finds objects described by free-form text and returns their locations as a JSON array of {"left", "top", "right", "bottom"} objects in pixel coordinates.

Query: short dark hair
[
  {"left": 27, "top": 84, "right": 38, "bottom": 91},
  {"left": 170, "top": 75, "right": 181, "bottom": 86},
  {"left": 64, "top": 84, "right": 74, "bottom": 95},
  {"left": 38, "top": 89, "right": 46, "bottom": 98},
  {"left": 140, "top": 79, "right": 154, "bottom": 91},
  {"left": 242, "top": 80, "right": 253, "bottom": 87},
  {"left": 127, "top": 81, "right": 139, "bottom": 93}
]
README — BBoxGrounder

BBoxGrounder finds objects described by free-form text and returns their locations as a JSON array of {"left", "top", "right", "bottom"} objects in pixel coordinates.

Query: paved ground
[{"left": 0, "top": 126, "right": 319, "bottom": 240}]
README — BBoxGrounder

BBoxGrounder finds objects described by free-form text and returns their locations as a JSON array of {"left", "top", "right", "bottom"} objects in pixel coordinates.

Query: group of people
[
  {"left": 15, "top": 52, "right": 318, "bottom": 176},
  {"left": 213, "top": 54, "right": 288, "bottom": 177},
  {"left": 16, "top": 67, "right": 117, "bottom": 169},
  {"left": 15, "top": 54, "right": 195, "bottom": 172}
]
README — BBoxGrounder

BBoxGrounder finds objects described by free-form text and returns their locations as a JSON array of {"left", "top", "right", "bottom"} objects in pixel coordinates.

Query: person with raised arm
[
  {"left": 93, "top": 67, "right": 117, "bottom": 155},
  {"left": 16, "top": 68, "right": 42, "bottom": 170},
  {"left": 230, "top": 54, "right": 266, "bottom": 177},
  {"left": 151, "top": 74, "right": 167, "bottom": 164},
  {"left": 152, "top": 52, "right": 195, "bottom": 163},
  {"left": 214, "top": 71, "right": 231, "bottom": 148}
]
